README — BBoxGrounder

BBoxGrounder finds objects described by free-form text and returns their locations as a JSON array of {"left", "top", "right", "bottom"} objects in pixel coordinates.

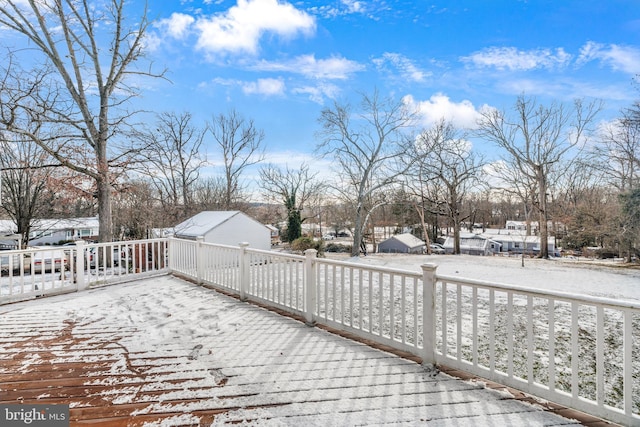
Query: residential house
[{"left": 442, "top": 233, "right": 502, "bottom": 256}]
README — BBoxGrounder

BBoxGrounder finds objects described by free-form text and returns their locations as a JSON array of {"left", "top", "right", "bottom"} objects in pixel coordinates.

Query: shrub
[
  {"left": 325, "top": 243, "right": 352, "bottom": 253},
  {"left": 290, "top": 236, "right": 324, "bottom": 256}
]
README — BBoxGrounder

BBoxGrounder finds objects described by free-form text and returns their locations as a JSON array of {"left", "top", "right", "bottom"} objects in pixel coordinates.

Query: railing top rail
[
  {"left": 437, "top": 273, "right": 640, "bottom": 310},
  {"left": 84, "top": 238, "right": 168, "bottom": 247},
  {"left": 315, "top": 257, "right": 423, "bottom": 279},
  {"left": 245, "top": 247, "right": 306, "bottom": 260}
]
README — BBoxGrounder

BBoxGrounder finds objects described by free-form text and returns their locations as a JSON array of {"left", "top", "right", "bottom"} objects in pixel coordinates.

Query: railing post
[
  {"left": 196, "top": 236, "right": 204, "bottom": 285},
  {"left": 75, "top": 240, "right": 86, "bottom": 291},
  {"left": 304, "top": 249, "right": 318, "bottom": 326},
  {"left": 239, "top": 242, "right": 250, "bottom": 301},
  {"left": 167, "top": 237, "right": 174, "bottom": 272},
  {"left": 421, "top": 263, "right": 437, "bottom": 367}
]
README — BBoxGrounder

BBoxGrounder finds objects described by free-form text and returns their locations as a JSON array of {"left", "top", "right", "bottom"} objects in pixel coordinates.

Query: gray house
[
  {"left": 481, "top": 232, "right": 556, "bottom": 255},
  {"left": 173, "top": 211, "right": 271, "bottom": 251},
  {"left": 378, "top": 233, "right": 426, "bottom": 254},
  {"left": 442, "top": 233, "right": 501, "bottom": 256}
]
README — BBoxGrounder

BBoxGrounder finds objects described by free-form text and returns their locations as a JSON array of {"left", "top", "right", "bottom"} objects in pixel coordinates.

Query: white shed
[{"left": 173, "top": 211, "right": 271, "bottom": 251}]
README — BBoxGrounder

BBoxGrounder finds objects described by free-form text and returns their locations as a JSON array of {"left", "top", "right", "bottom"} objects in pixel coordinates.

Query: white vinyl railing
[
  {"left": 0, "top": 238, "right": 169, "bottom": 303},
  {"left": 168, "top": 238, "right": 639, "bottom": 426},
  {"left": 2, "top": 237, "right": 637, "bottom": 425}
]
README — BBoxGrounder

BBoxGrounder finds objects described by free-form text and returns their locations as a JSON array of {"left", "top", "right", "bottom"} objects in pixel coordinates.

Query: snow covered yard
[
  {"left": 335, "top": 253, "right": 640, "bottom": 302},
  {"left": 0, "top": 275, "right": 586, "bottom": 426}
]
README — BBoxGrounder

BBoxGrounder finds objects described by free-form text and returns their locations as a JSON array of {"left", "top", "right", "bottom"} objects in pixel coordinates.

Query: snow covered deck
[{"left": 0, "top": 276, "right": 604, "bottom": 426}]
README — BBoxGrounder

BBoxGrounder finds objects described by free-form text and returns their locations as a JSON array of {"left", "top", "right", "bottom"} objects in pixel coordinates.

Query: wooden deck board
[{"left": 0, "top": 276, "right": 598, "bottom": 426}]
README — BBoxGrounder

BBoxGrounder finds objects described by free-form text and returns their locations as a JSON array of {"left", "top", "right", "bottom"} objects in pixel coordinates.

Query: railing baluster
[
  {"left": 527, "top": 295, "right": 533, "bottom": 384},
  {"left": 507, "top": 292, "right": 514, "bottom": 378},
  {"left": 378, "top": 271, "right": 383, "bottom": 337},
  {"left": 401, "top": 276, "right": 406, "bottom": 345},
  {"left": 472, "top": 286, "right": 478, "bottom": 367},
  {"left": 571, "top": 301, "right": 579, "bottom": 399},
  {"left": 457, "top": 283, "right": 462, "bottom": 361},
  {"left": 596, "top": 305, "right": 604, "bottom": 407},
  {"left": 349, "top": 268, "right": 354, "bottom": 327},
  {"left": 489, "top": 289, "right": 495, "bottom": 372},
  {"left": 442, "top": 281, "right": 447, "bottom": 356},
  {"left": 548, "top": 298, "right": 556, "bottom": 392},
  {"left": 368, "top": 270, "right": 373, "bottom": 333},
  {"left": 390, "top": 273, "right": 395, "bottom": 341},
  {"left": 623, "top": 310, "right": 632, "bottom": 417},
  {"left": 358, "top": 268, "right": 363, "bottom": 330}
]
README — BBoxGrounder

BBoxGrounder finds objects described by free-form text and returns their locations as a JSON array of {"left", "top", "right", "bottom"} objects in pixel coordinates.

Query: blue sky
[{"left": 139, "top": 1, "right": 639, "bottom": 165}]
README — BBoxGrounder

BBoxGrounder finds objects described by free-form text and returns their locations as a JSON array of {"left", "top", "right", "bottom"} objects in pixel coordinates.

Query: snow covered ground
[{"left": 329, "top": 253, "right": 640, "bottom": 302}]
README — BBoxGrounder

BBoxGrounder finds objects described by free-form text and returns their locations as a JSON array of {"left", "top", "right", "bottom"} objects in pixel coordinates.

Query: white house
[
  {"left": 173, "top": 211, "right": 271, "bottom": 251},
  {"left": 378, "top": 233, "right": 426, "bottom": 254},
  {"left": 29, "top": 217, "right": 99, "bottom": 245},
  {"left": 0, "top": 217, "right": 99, "bottom": 247}
]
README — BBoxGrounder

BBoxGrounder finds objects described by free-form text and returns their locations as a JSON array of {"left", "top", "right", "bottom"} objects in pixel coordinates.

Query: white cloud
[
  {"left": 341, "top": 0, "right": 364, "bottom": 13},
  {"left": 462, "top": 47, "right": 572, "bottom": 71},
  {"left": 242, "top": 77, "right": 286, "bottom": 96},
  {"left": 373, "top": 52, "right": 430, "bottom": 82},
  {"left": 404, "top": 93, "right": 484, "bottom": 129},
  {"left": 577, "top": 41, "right": 640, "bottom": 75},
  {"left": 156, "top": 12, "right": 195, "bottom": 39},
  {"left": 194, "top": 0, "right": 316, "bottom": 55},
  {"left": 292, "top": 83, "right": 341, "bottom": 103},
  {"left": 253, "top": 54, "right": 364, "bottom": 79}
]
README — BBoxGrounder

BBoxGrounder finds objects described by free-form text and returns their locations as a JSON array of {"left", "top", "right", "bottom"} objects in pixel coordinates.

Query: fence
[
  {"left": 0, "top": 239, "right": 169, "bottom": 304},
  {"left": 1, "top": 237, "right": 638, "bottom": 425},
  {"left": 169, "top": 237, "right": 639, "bottom": 426}
]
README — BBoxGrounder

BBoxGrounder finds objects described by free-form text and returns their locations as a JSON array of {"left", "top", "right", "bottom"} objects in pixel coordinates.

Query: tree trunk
[
  {"left": 352, "top": 206, "right": 363, "bottom": 257},
  {"left": 537, "top": 168, "right": 549, "bottom": 259}
]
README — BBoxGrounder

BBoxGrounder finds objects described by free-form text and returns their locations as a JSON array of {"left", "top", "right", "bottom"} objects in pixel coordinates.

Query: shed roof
[
  {"left": 382, "top": 233, "right": 425, "bottom": 249},
  {"left": 174, "top": 211, "right": 266, "bottom": 238}
]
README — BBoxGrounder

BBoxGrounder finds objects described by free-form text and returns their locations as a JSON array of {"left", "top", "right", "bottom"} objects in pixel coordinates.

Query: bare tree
[
  {"left": 259, "top": 163, "right": 322, "bottom": 242},
  {"left": 476, "top": 96, "right": 602, "bottom": 258},
  {"left": 316, "top": 90, "right": 416, "bottom": 257},
  {"left": 410, "top": 120, "right": 485, "bottom": 254},
  {"left": 0, "top": 133, "right": 55, "bottom": 247},
  {"left": 0, "top": 0, "right": 163, "bottom": 242},
  {"left": 136, "top": 111, "right": 207, "bottom": 225},
  {"left": 208, "top": 109, "right": 265, "bottom": 210},
  {"left": 595, "top": 109, "right": 640, "bottom": 192}
]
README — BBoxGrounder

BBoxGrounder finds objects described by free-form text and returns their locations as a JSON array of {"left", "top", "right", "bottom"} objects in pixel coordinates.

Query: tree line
[{"left": 0, "top": 1, "right": 637, "bottom": 261}]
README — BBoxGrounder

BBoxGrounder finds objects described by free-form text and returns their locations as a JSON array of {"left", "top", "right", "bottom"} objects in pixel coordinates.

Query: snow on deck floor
[{"left": 0, "top": 276, "right": 582, "bottom": 426}]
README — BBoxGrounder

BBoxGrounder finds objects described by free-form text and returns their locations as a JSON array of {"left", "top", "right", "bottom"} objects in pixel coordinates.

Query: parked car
[
  {"left": 30, "top": 248, "right": 68, "bottom": 273},
  {"left": 86, "top": 246, "right": 127, "bottom": 268},
  {"left": 429, "top": 243, "right": 445, "bottom": 254}
]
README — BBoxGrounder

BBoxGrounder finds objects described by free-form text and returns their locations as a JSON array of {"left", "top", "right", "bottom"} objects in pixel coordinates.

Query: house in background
[
  {"left": 28, "top": 217, "right": 99, "bottom": 245},
  {"left": 481, "top": 231, "right": 557, "bottom": 256},
  {"left": 265, "top": 224, "right": 280, "bottom": 245},
  {"left": 442, "top": 233, "right": 501, "bottom": 256},
  {"left": 377, "top": 233, "right": 426, "bottom": 254},
  {"left": 173, "top": 211, "right": 271, "bottom": 251},
  {"left": 0, "top": 217, "right": 99, "bottom": 247}
]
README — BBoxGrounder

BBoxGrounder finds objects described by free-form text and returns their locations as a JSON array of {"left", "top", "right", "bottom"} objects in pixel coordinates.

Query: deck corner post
[
  {"left": 196, "top": 236, "right": 205, "bottom": 285},
  {"left": 304, "top": 249, "right": 318, "bottom": 326},
  {"left": 167, "top": 237, "right": 174, "bottom": 272},
  {"left": 421, "top": 263, "right": 438, "bottom": 367},
  {"left": 75, "top": 240, "right": 86, "bottom": 291},
  {"left": 239, "top": 242, "right": 250, "bottom": 301}
]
